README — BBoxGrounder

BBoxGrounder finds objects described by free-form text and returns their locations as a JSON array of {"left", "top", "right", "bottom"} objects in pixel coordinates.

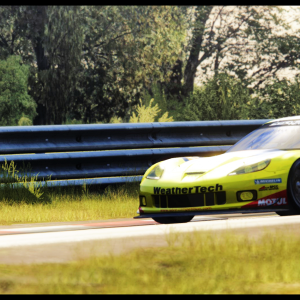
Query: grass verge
[
  {"left": 1, "top": 227, "right": 300, "bottom": 294},
  {"left": 0, "top": 183, "right": 139, "bottom": 225},
  {"left": 0, "top": 160, "right": 141, "bottom": 225}
]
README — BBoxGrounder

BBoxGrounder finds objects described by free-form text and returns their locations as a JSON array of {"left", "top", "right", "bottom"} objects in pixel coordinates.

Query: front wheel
[
  {"left": 276, "top": 210, "right": 298, "bottom": 216},
  {"left": 152, "top": 215, "right": 194, "bottom": 224},
  {"left": 277, "top": 159, "right": 300, "bottom": 216}
]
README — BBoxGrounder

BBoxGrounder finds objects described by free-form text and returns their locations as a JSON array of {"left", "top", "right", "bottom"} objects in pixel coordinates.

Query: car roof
[{"left": 264, "top": 116, "right": 300, "bottom": 125}]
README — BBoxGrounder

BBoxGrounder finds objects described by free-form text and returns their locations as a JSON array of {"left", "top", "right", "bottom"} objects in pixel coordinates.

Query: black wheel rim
[{"left": 291, "top": 166, "right": 300, "bottom": 207}]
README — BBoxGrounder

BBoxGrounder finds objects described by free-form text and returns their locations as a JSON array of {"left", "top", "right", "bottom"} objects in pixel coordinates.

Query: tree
[
  {"left": 24, "top": 6, "right": 84, "bottom": 124},
  {"left": 0, "top": 55, "right": 37, "bottom": 126},
  {"left": 0, "top": 6, "right": 185, "bottom": 124},
  {"left": 0, "top": 6, "right": 84, "bottom": 125},
  {"left": 71, "top": 6, "right": 186, "bottom": 123},
  {"left": 163, "top": 6, "right": 300, "bottom": 99},
  {"left": 1, "top": 6, "right": 298, "bottom": 125},
  {"left": 0, "top": 6, "right": 33, "bottom": 61}
]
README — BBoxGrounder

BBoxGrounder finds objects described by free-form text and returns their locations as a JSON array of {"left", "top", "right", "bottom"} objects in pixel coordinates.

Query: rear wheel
[
  {"left": 277, "top": 159, "right": 300, "bottom": 216},
  {"left": 152, "top": 215, "right": 194, "bottom": 224}
]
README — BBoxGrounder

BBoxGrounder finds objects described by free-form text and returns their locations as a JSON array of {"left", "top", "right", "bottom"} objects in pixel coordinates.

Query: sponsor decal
[
  {"left": 242, "top": 190, "right": 288, "bottom": 208},
  {"left": 259, "top": 185, "right": 279, "bottom": 191},
  {"left": 257, "top": 198, "right": 287, "bottom": 206},
  {"left": 254, "top": 179, "right": 282, "bottom": 184},
  {"left": 153, "top": 184, "right": 223, "bottom": 195}
]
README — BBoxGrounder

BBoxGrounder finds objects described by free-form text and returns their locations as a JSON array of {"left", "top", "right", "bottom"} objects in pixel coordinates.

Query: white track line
[
  {"left": 0, "top": 215, "right": 299, "bottom": 248},
  {"left": 0, "top": 217, "right": 226, "bottom": 235}
]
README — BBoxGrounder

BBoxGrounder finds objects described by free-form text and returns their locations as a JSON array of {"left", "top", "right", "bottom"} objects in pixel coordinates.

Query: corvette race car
[{"left": 134, "top": 116, "right": 300, "bottom": 223}]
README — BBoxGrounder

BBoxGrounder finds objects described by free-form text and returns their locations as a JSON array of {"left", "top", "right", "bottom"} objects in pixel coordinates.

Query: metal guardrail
[
  {"left": 0, "top": 146, "right": 230, "bottom": 180},
  {"left": 0, "top": 120, "right": 271, "bottom": 186},
  {"left": 0, "top": 120, "right": 269, "bottom": 154}
]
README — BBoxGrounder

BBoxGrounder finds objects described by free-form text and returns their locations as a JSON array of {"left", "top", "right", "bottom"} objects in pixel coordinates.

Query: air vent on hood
[{"left": 185, "top": 172, "right": 205, "bottom": 175}]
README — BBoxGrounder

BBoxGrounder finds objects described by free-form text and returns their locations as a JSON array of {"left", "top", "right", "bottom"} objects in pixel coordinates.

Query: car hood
[
  {"left": 185, "top": 149, "right": 283, "bottom": 173},
  {"left": 160, "top": 149, "right": 285, "bottom": 181}
]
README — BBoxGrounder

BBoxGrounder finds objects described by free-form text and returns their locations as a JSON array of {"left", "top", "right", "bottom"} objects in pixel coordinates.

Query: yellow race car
[{"left": 134, "top": 116, "right": 300, "bottom": 223}]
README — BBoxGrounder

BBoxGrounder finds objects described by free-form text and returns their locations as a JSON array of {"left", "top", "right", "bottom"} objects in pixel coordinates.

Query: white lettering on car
[{"left": 258, "top": 198, "right": 287, "bottom": 206}]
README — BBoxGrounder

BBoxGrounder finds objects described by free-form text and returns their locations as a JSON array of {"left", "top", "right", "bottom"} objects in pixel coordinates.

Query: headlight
[
  {"left": 228, "top": 159, "right": 271, "bottom": 176},
  {"left": 146, "top": 163, "right": 165, "bottom": 180}
]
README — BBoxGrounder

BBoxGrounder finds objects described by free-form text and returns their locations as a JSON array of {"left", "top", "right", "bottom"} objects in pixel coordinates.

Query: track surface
[{"left": 1, "top": 212, "right": 300, "bottom": 264}]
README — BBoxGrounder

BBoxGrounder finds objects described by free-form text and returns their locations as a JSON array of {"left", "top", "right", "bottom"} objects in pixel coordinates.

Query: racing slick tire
[
  {"left": 152, "top": 215, "right": 194, "bottom": 224},
  {"left": 277, "top": 159, "right": 300, "bottom": 216}
]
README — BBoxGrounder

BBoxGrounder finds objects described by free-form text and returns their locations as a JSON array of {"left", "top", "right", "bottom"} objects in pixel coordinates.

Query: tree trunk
[
  {"left": 214, "top": 43, "right": 221, "bottom": 76},
  {"left": 164, "top": 59, "right": 184, "bottom": 102},
  {"left": 183, "top": 6, "right": 213, "bottom": 96},
  {"left": 32, "top": 37, "right": 50, "bottom": 125},
  {"left": 24, "top": 6, "right": 51, "bottom": 125}
]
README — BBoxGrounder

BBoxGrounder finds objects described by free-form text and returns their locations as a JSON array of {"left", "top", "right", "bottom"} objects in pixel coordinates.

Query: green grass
[
  {"left": 0, "top": 183, "right": 139, "bottom": 225},
  {"left": 0, "top": 160, "right": 141, "bottom": 224},
  {"left": 1, "top": 227, "right": 300, "bottom": 294}
]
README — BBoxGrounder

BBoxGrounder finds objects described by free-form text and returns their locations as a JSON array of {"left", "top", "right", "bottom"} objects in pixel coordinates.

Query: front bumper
[{"left": 138, "top": 169, "right": 289, "bottom": 215}]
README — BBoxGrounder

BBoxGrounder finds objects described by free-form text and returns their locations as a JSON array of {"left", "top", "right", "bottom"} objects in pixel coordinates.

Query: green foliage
[
  {"left": 32, "top": 6, "right": 84, "bottom": 124},
  {"left": 0, "top": 6, "right": 299, "bottom": 125},
  {"left": 247, "top": 78, "right": 300, "bottom": 119},
  {"left": 139, "top": 84, "right": 187, "bottom": 121},
  {"left": 129, "top": 99, "right": 173, "bottom": 123},
  {"left": 0, "top": 6, "right": 33, "bottom": 62},
  {"left": 71, "top": 6, "right": 187, "bottom": 124},
  {"left": 109, "top": 116, "right": 123, "bottom": 124},
  {"left": 180, "top": 74, "right": 300, "bottom": 121},
  {"left": 159, "top": 112, "right": 174, "bottom": 122},
  {"left": 161, "top": 6, "right": 300, "bottom": 99},
  {"left": 18, "top": 116, "right": 32, "bottom": 126},
  {"left": 180, "top": 73, "right": 251, "bottom": 121},
  {"left": 64, "top": 116, "right": 83, "bottom": 125},
  {"left": 0, "top": 55, "right": 37, "bottom": 126}
]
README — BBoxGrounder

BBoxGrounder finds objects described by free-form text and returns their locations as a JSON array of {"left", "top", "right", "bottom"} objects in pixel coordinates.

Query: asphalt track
[{"left": 1, "top": 212, "right": 300, "bottom": 264}]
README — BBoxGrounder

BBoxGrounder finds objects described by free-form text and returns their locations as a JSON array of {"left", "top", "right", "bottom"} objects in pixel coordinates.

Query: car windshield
[{"left": 227, "top": 122, "right": 300, "bottom": 152}]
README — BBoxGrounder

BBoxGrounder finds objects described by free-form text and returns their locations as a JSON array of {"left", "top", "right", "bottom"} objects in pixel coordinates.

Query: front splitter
[{"left": 134, "top": 208, "right": 290, "bottom": 219}]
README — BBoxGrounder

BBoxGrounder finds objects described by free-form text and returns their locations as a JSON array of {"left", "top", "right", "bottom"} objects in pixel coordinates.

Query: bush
[
  {"left": 179, "top": 73, "right": 251, "bottom": 121},
  {"left": 129, "top": 99, "right": 173, "bottom": 123},
  {"left": 247, "top": 78, "right": 300, "bottom": 119},
  {"left": 18, "top": 116, "right": 33, "bottom": 126},
  {"left": 140, "top": 84, "right": 183, "bottom": 120},
  {"left": 0, "top": 55, "right": 37, "bottom": 126},
  {"left": 108, "top": 97, "right": 174, "bottom": 123},
  {"left": 0, "top": 160, "right": 51, "bottom": 204}
]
